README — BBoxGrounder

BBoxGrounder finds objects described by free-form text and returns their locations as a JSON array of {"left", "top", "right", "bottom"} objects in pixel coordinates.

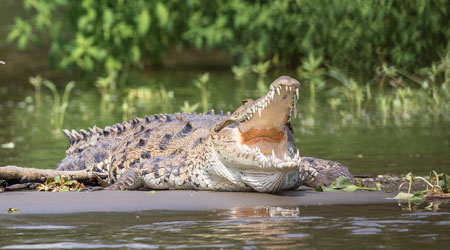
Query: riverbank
[{"left": 0, "top": 189, "right": 400, "bottom": 215}]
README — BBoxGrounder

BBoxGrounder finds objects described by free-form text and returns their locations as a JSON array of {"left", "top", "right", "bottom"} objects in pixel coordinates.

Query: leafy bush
[{"left": 8, "top": 0, "right": 450, "bottom": 77}]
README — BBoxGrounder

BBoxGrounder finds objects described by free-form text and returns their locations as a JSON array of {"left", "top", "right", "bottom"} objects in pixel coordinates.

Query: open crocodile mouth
[{"left": 237, "top": 77, "right": 300, "bottom": 159}]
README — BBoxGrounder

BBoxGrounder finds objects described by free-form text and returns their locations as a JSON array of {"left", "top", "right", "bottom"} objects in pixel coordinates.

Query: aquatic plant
[
  {"left": 95, "top": 71, "right": 117, "bottom": 112},
  {"left": 28, "top": 75, "right": 43, "bottom": 107},
  {"left": 194, "top": 73, "right": 210, "bottom": 113},
  {"left": 43, "top": 80, "right": 75, "bottom": 131},
  {"left": 394, "top": 171, "right": 450, "bottom": 201},
  {"left": 329, "top": 68, "right": 366, "bottom": 118},
  {"left": 316, "top": 176, "right": 381, "bottom": 192},
  {"left": 251, "top": 61, "right": 270, "bottom": 94},
  {"left": 231, "top": 65, "right": 251, "bottom": 82},
  {"left": 121, "top": 92, "right": 136, "bottom": 121},
  {"left": 180, "top": 101, "right": 200, "bottom": 113},
  {"left": 297, "top": 54, "right": 326, "bottom": 107},
  {"left": 122, "top": 86, "right": 175, "bottom": 120}
]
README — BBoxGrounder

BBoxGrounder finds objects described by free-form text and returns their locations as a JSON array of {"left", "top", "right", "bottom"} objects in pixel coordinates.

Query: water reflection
[
  {"left": 398, "top": 199, "right": 450, "bottom": 212},
  {"left": 0, "top": 203, "right": 449, "bottom": 249},
  {"left": 225, "top": 206, "right": 301, "bottom": 218}
]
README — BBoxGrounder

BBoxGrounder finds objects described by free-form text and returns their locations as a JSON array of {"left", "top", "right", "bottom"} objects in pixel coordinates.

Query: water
[{"left": 1, "top": 203, "right": 449, "bottom": 249}]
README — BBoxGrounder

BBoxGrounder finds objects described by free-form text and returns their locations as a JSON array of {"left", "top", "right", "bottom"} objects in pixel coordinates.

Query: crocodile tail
[{"left": 300, "top": 157, "right": 355, "bottom": 188}]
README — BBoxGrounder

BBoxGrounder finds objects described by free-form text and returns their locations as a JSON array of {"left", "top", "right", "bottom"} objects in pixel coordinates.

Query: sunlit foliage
[{"left": 8, "top": 0, "right": 450, "bottom": 76}]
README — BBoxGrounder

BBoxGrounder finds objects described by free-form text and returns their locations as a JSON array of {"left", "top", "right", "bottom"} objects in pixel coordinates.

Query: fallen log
[{"left": 0, "top": 165, "right": 107, "bottom": 185}]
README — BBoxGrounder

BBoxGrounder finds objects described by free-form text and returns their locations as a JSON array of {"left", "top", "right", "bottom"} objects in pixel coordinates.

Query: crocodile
[{"left": 56, "top": 76, "right": 353, "bottom": 193}]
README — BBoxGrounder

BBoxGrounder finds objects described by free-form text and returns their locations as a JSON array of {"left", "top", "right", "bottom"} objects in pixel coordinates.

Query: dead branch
[{"left": 0, "top": 165, "right": 107, "bottom": 185}]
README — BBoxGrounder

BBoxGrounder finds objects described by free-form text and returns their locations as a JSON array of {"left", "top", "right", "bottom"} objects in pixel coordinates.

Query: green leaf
[
  {"left": 392, "top": 192, "right": 413, "bottom": 199},
  {"left": 410, "top": 191, "right": 425, "bottom": 201},
  {"left": 8, "top": 208, "right": 20, "bottom": 214},
  {"left": 137, "top": 9, "right": 151, "bottom": 36},
  {"left": 131, "top": 46, "right": 141, "bottom": 63},
  {"left": 440, "top": 173, "right": 450, "bottom": 193},
  {"left": 146, "top": 190, "right": 156, "bottom": 194},
  {"left": 156, "top": 3, "right": 169, "bottom": 27},
  {"left": 333, "top": 176, "right": 354, "bottom": 189},
  {"left": 317, "top": 176, "right": 380, "bottom": 192}
]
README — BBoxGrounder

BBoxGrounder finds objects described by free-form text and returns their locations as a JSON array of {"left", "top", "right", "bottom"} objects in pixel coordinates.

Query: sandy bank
[{"left": 0, "top": 189, "right": 399, "bottom": 215}]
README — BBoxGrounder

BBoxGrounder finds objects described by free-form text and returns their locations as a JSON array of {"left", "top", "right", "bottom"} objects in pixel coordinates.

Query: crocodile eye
[{"left": 242, "top": 99, "right": 253, "bottom": 105}]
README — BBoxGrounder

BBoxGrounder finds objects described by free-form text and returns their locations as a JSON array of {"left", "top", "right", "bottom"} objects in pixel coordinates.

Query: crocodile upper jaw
[{"left": 212, "top": 76, "right": 301, "bottom": 173}]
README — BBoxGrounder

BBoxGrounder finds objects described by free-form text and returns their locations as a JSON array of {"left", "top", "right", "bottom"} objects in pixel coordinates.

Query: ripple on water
[
  {"left": 351, "top": 228, "right": 382, "bottom": 235},
  {"left": 277, "top": 233, "right": 310, "bottom": 239},
  {"left": 435, "top": 221, "right": 450, "bottom": 226},
  {"left": 352, "top": 219, "right": 427, "bottom": 228},
  {"left": 0, "top": 242, "right": 159, "bottom": 249},
  {"left": 7, "top": 225, "right": 74, "bottom": 230}
]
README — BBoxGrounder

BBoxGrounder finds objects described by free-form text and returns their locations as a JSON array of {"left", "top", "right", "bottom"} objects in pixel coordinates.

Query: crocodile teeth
[
  {"left": 276, "top": 87, "right": 281, "bottom": 95},
  {"left": 258, "top": 108, "right": 262, "bottom": 118},
  {"left": 294, "top": 103, "right": 297, "bottom": 119},
  {"left": 296, "top": 88, "right": 299, "bottom": 98}
]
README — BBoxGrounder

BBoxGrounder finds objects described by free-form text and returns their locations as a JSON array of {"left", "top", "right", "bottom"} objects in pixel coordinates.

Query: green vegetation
[
  {"left": 316, "top": 176, "right": 381, "bottom": 192},
  {"left": 7, "top": 208, "right": 20, "bottom": 214},
  {"left": 194, "top": 73, "right": 210, "bottom": 112},
  {"left": 299, "top": 54, "right": 450, "bottom": 127},
  {"left": 6, "top": 0, "right": 450, "bottom": 132},
  {"left": 36, "top": 175, "right": 86, "bottom": 192},
  {"left": 7, "top": 0, "right": 449, "bottom": 78},
  {"left": 42, "top": 79, "right": 76, "bottom": 131},
  {"left": 28, "top": 75, "right": 43, "bottom": 107},
  {"left": 394, "top": 171, "right": 450, "bottom": 201}
]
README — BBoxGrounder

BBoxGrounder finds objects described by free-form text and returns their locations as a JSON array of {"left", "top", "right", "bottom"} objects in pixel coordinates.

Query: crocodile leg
[
  {"left": 299, "top": 157, "right": 354, "bottom": 188},
  {"left": 107, "top": 166, "right": 142, "bottom": 190}
]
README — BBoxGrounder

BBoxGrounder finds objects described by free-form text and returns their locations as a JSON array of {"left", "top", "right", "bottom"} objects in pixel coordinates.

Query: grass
[
  {"left": 295, "top": 54, "right": 450, "bottom": 128},
  {"left": 43, "top": 80, "right": 75, "bottom": 132},
  {"left": 194, "top": 73, "right": 210, "bottom": 113}
]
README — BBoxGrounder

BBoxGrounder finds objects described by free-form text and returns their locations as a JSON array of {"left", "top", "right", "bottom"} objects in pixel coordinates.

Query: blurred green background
[{"left": 0, "top": 0, "right": 449, "bottom": 175}]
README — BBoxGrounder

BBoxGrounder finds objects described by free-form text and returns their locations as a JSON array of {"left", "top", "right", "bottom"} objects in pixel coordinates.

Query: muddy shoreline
[{"left": 0, "top": 189, "right": 402, "bottom": 215}]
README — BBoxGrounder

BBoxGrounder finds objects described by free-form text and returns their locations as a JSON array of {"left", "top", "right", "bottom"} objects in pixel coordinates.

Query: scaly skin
[{"left": 56, "top": 76, "right": 353, "bottom": 193}]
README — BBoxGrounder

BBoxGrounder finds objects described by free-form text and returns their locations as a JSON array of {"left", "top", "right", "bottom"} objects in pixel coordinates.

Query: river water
[
  {"left": 1, "top": 203, "right": 449, "bottom": 249},
  {"left": 1, "top": 70, "right": 450, "bottom": 248}
]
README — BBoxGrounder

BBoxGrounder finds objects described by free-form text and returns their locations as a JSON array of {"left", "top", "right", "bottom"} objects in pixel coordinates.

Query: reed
[
  {"left": 194, "top": 73, "right": 210, "bottom": 113},
  {"left": 43, "top": 80, "right": 75, "bottom": 131}
]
